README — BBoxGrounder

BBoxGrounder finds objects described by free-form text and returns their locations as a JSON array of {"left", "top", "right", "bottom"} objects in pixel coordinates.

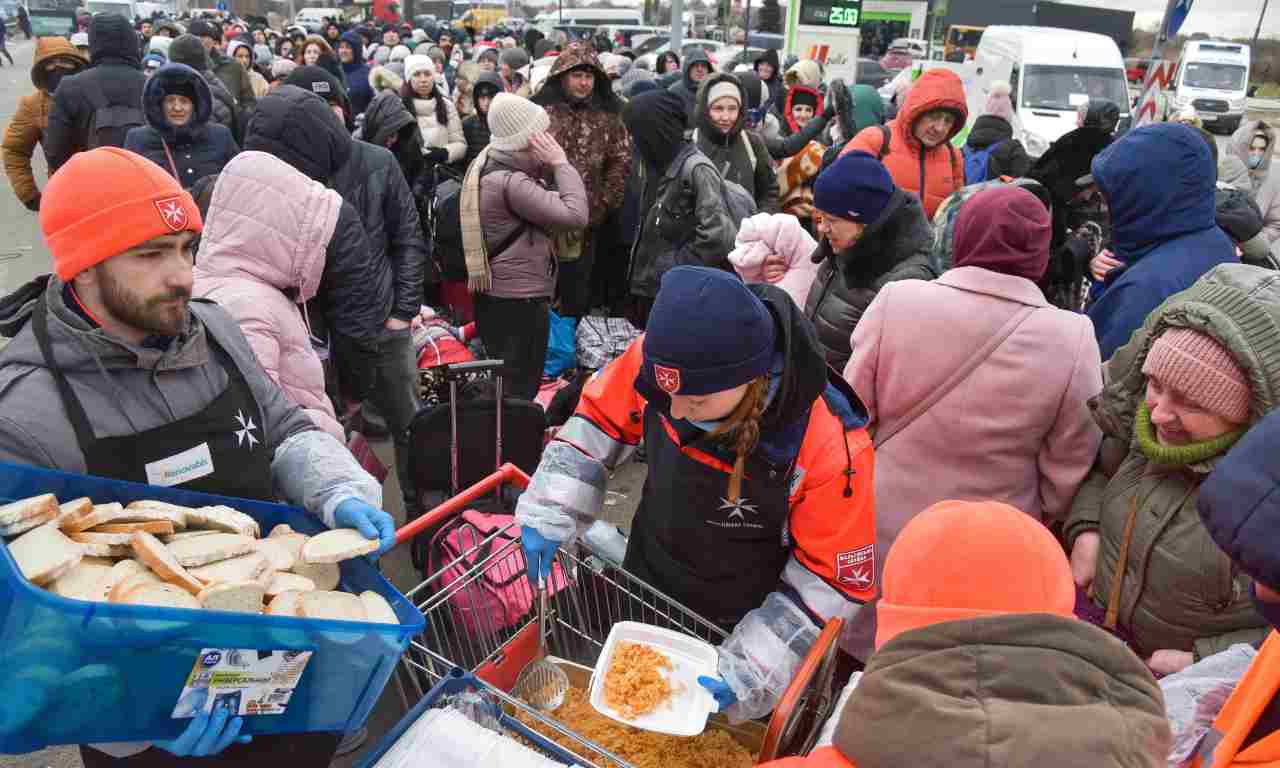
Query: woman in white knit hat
[
  {"left": 401, "top": 54, "right": 466, "bottom": 176},
  {"left": 459, "top": 93, "right": 589, "bottom": 398}
]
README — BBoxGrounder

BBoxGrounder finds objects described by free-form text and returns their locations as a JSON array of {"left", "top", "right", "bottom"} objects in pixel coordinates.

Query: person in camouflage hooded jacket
[{"left": 532, "top": 41, "right": 632, "bottom": 316}]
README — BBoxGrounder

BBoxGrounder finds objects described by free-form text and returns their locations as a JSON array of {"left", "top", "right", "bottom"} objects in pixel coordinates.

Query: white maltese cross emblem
[{"left": 233, "top": 409, "right": 259, "bottom": 450}]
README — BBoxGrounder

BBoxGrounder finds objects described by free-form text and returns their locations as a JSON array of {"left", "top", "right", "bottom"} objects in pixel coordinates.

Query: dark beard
[{"left": 99, "top": 267, "right": 190, "bottom": 339}]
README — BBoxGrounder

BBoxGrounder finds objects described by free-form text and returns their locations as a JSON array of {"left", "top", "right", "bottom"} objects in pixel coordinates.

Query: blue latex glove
[
  {"left": 520, "top": 526, "right": 559, "bottom": 589},
  {"left": 156, "top": 705, "right": 251, "bottom": 757},
  {"left": 698, "top": 676, "right": 738, "bottom": 713},
  {"left": 334, "top": 498, "right": 396, "bottom": 556}
]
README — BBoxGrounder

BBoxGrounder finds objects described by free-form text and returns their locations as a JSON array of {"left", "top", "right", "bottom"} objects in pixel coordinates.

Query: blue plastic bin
[
  {"left": 358, "top": 668, "right": 586, "bottom": 767},
  {"left": 0, "top": 461, "right": 425, "bottom": 754}
]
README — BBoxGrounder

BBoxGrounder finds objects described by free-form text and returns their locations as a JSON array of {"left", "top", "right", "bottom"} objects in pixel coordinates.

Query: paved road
[{"left": 0, "top": 36, "right": 52, "bottom": 299}]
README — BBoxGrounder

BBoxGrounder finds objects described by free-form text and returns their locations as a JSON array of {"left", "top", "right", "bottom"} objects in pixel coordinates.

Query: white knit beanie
[
  {"left": 487, "top": 93, "right": 550, "bottom": 151},
  {"left": 707, "top": 80, "right": 741, "bottom": 107},
  {"left": 404, "top": 54, "right": 436, "bottom": 81},
  {"left": 390, "top": 44, "right": 411, "bottom": 62}
]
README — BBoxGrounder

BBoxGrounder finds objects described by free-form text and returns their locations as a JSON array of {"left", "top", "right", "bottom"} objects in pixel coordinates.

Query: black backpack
[
  {"left": 431, "top": 157, "right": 535, "bottom": 282},
  {"left": 86, "top": 101, "right": 147, "bottom": 150}
]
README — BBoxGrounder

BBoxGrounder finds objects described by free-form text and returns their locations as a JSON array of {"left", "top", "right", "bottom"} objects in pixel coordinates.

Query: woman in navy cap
[{"left": 516, "top": 265, "right": 877, "bottom": 724}]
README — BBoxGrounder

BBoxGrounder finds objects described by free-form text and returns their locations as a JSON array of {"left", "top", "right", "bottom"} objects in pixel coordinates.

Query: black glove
[
  {"left": 425, "top": 147, "right": 449, "bottom": 165},
  {"left": 23, "top": 194, "right": 40, "bottom": 213}
]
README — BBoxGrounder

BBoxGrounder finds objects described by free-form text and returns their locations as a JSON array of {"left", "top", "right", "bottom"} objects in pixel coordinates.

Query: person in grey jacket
[
  {"left": 0, "top": 147, "right": 389, "bottom": 766},
  {"left": 473, "top": 94, "right": 588, "bottom": 399},
  {"left": 623, "top": 89, "right": 736, "bottom": 329}
]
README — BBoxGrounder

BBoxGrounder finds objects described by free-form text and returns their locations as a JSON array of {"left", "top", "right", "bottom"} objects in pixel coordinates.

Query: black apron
[
  {"left": 32, "top": 298, "right": 340, "bottom": 766},
  {"left": 623, "top": 407, "right": 792, "bottom": 631}
]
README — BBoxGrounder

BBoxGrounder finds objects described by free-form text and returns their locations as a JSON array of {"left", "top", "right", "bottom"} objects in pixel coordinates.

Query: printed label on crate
[{"left": 171, "top": 648, "right": 313, "bottom": 718}]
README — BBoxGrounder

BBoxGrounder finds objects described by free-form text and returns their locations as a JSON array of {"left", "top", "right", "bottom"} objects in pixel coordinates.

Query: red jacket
[{"left": 840, "top": 68, "right": 967, "bottom": 218}]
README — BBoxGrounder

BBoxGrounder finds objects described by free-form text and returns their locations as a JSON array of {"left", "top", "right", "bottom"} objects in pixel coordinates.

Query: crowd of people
[{"left": 2, "top": 9, "right": 1280, "bottom": 765}]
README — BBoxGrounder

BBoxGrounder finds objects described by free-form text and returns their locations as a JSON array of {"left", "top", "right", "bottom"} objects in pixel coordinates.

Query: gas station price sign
[{"left": 798, "top": 0, "right": 862, "bottom": 27}]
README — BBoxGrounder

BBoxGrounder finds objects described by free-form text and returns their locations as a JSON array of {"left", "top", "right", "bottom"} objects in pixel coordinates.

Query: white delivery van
[
  {"left": 534, "top": 8, "right": 643, "bottom": 31},
  {"left": 969, "top": 26, "right": 1131, "bottom": 157},
  {"left": 1170, "top": 40, "right": 1250, "bottom": 134},
  {"left": 85, "top": 0, "right": 136, "bottom": 19},
  {"left": 295, "top": 7, "right": 345, "bottom": 32}
]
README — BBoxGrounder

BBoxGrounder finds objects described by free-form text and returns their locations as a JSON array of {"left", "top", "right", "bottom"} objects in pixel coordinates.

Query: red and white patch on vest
[
  {"left": 654, "top": 364, "right": 681, "bottom": 394},
  {"left": 154, "top": 196, "right": 189, "bottom": 232},
  {"left": 837, "top": 545, "right": 874, "bottom": 589}
]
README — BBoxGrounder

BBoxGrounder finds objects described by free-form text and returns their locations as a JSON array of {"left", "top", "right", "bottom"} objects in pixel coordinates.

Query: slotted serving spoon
[{"left": 514, "top": 576, "right": 569, "bottom": 711}]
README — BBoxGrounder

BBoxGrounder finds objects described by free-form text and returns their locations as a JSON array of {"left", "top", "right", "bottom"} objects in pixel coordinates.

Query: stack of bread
[{"left": 0, "top": 494, "right": 398, "bottom": 623}]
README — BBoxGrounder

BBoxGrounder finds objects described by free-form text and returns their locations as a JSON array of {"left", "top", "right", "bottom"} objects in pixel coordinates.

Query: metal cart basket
[{"left": 368, "top": 464, "right": 844, "bottom": 767}]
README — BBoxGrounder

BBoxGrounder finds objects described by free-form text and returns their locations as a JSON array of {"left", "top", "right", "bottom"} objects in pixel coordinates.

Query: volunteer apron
[
  {"left": 32, "top": 300, "right": 342, "bottom": 766},
  {"left": 623, "top": 407, "right": 792, "bottom": 632}
]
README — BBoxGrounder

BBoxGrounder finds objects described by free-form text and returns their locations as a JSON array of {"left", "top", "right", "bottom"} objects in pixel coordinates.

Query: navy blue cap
[
  {"left": 813, "top": 150, "right": 896, "bottom": 227},
  {"left": 641, "top": 266, "right": 776, "bottom": 397}
]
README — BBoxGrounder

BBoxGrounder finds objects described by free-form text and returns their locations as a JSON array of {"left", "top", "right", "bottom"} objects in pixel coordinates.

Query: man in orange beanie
[
  {"left": 0, "top": 147, "right": 391, "bottom": 765},
  {"left": 759, "top": 500, "right": 1170, "bottom": 768}
]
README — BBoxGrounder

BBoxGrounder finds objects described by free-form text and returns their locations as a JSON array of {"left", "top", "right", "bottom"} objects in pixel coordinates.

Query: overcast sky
[{"left": 1074, "top": 0, "right": 1273, "bottom": 40}]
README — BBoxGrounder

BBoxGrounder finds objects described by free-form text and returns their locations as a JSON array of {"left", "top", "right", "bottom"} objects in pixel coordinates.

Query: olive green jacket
[{"left": 1065, "top": 265, "right": 1280, "bottom": 660}]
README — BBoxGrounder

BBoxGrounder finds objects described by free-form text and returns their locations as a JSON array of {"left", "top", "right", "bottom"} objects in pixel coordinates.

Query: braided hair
[{"left": 710, "top": 377, "right": 770, "bottom": 505}]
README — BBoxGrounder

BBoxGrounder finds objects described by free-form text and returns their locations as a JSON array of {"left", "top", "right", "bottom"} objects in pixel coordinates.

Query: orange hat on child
[
  {"left": 40, "top": 147, "right": 203, "bottom": 281},
  {"left": 875, "top": 500, "right": 1075, "bottom": 650}
]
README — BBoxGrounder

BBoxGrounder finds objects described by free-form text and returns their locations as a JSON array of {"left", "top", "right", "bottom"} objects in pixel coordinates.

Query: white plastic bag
[{"left": 1161, "top": 643, "right": 1257, "bottom": 767}]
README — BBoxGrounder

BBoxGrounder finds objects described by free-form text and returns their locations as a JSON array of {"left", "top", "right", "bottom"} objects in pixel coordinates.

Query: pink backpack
[{"left": 429, "top": 510, "right": 569, "bottom": 636}]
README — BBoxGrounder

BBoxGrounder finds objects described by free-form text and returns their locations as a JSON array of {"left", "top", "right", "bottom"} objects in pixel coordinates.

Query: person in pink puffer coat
[
  {"left": 193, "top": 150, "right": 345, "bottom": 442},
  {"left": 727, "top": 212, "right": 820, "bottom": 309}
]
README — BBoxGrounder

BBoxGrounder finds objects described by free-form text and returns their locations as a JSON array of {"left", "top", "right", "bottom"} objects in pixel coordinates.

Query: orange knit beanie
[
  {"left": 875, "top": 500, "right": 1076, "bottom": 650},
  {"left": 40, "top": 147, "right": 203, "bottom": 281}
]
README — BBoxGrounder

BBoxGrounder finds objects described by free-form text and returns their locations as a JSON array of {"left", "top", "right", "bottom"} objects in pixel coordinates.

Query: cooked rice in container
[{"left": 604, "top": 642, "right": 676, "bottom": 719}]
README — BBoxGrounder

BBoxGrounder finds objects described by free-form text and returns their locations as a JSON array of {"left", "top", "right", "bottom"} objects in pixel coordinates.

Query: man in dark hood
[
  {"left": 43, "top": 13, "right": 145, "bottom": 172},
  {"left": 361, "top": 90, "right": 424, "bottom": 192},
  {"left": 668, "top": 46, "right": 711, "bottom": 122},
  {"left": 461, "top": 70, "right": 502, "bottom": 168},
  {"left": 530, "top": 41, "right": 632, "bottom": 317},
  {"left": 338, "top": 30, "right": 373, "bottom": 117},
  {"left": 245, "top": 85, "right": 428, "bottom": 516}
]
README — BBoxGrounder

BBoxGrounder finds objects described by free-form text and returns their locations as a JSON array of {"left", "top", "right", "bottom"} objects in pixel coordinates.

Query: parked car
[
  {"left": 635, "top": 38, "right": 725, "bottom": 72},
  {"left": 633, "top": 33, "right": 668, "bottom": 55},
  {"left": 890, "top": 37, "right": 928, "bottom": 58},
  {"left": 602, "top": 23, "right": 664, "bottom": 49}
]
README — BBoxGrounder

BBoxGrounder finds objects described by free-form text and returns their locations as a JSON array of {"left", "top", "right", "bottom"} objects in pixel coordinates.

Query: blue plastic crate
[
  {"left": 0, "top": 461, "right": 425, "bottom": 754},
  {"left": 358, "top": 667, "right": 588, "bottom": 767}
]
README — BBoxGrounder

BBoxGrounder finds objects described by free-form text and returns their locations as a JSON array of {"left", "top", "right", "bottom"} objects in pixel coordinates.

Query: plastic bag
[
  {"left": 1161, "top": 643, "right": 1257, "bottom": 767},
  {"left": 575, "top": 316, "right": 641, "bottom": 371},
  {"left": 543, "top": 311, "right": 577, "bottom": 378},
  {"left": 718, "top": 592, "right": 820, "bottom": 723},
  {"left": 514, "top": 441, "right": 608, "bottom": 543}
]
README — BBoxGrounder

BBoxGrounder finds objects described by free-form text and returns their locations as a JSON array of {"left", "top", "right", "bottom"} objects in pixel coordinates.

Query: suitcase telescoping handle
[
  {"left": 443, "top": 360, "right": 506, "bottom": 496},
  {"left": 395, "top": 463, "right": 532, "bottom": 546}
]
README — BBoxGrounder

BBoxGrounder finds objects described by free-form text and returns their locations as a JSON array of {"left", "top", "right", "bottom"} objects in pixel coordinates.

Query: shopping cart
[{"left": 364, "top": 463, "right": 846, "bottom": 767}]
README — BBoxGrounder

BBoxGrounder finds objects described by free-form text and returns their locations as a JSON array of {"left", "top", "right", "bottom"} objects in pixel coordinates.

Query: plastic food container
[
  {"left": 0, "top": 461, "right": 424, "bottom": 754},
  {"left": 588, "top": 621, "right": 719, "bottom": 737}
]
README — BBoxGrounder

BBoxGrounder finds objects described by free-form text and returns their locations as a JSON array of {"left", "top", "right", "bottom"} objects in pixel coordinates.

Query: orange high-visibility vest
[{"left": 1194, "top": 631, "right": 1280, "bottom": 767}]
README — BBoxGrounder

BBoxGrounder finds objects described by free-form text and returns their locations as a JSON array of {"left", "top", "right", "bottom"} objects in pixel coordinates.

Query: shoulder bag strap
[
  {"left": 873, "top": 304, "right": 1036, "bottom": 449},
  {"left": 160, "top": 137, "right": 181, "bottom": 181}
]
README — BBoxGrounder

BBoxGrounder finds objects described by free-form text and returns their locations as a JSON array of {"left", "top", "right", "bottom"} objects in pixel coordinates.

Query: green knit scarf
[{"left": 1134, "top": 403, "right": 1247, "bottom": 466}]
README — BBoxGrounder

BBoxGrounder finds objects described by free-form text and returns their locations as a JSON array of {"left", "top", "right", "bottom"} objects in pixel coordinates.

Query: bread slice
[
  {"left": 0, "top": 505, "right": 58, "bottom": 537},
  {"left": 131, "top": 531, "right": 206, "bottom": 595},
  {"left": 93, "top": 521, "right": 175, "bottom": 535},
  {"left": 117, "top": 582, "right": 201, "bottom": 610},
  {"left": 272, "top": 533, "right": 309, "bottom": 563},
  {"left": 265, "top": 571, "right": 316, "bottom": 598},
  {"left": 188, "top": 551, "right": 270, "bottom": 586},
  {"left": 0, "top": 494, "right": 58, "bottom": 527},
  {"left": 197, "top": 581, "right": 265, "bottom": 614},
  {"left": 166, "top": 533, "right": 255, "bottom": 567},
  {"left": 303, "top": 529, "right": 379, "bottom": 564},
  {"left": 289, "top": 559, "right": 340, "bottom": 591},
  {"left": 124, "top": 500, "right": 191, "bottom": 530},
  {"left": 69, "top": 531, "right": 136, "bottom": 547},
  {"left": 266, "top": 590, "right": 304, "bottom": 616},
  {"left": 299, "top": 590, "right": 367, "bottom": 622},
  {"left": 160, "top": 530, "right": 220, "bottom": 543},
  {"left": 187, "top": 506, "right": 259, "bottom": 538},
  {"left": 268, "top": 524, "right": 295, "bottom": 538},
  {"left": 359, "top": 590, "right": 398, "bottom": 625},
  {"left": 253, "top": 538, "right": 296, "bottom": 572},
  {"left": 49, "top": 556, "right": 117, "bottom": 602},
  {"left": 108, "top": 571, "right": 164, "bottom": 603},
  {"left": 106, "top": 559, "right": 148, "bottom": 590},
  {"left": 54, "top": 498, "right": 95, "bottom": 529},
  {"left": 5, "top": 523, "right": 85, "bottom": 585},
  {"left": 64, "top": 503, "right": 182, "bottom": 535}
]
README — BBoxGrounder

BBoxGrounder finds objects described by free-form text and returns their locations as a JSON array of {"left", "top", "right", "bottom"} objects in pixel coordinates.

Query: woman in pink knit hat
[
  {"left": 960, "top": 80, "right": 1032, "bottom": 182},
  {"left": 1066, "top": 264, "right": 1280, "bottom": 679}
]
